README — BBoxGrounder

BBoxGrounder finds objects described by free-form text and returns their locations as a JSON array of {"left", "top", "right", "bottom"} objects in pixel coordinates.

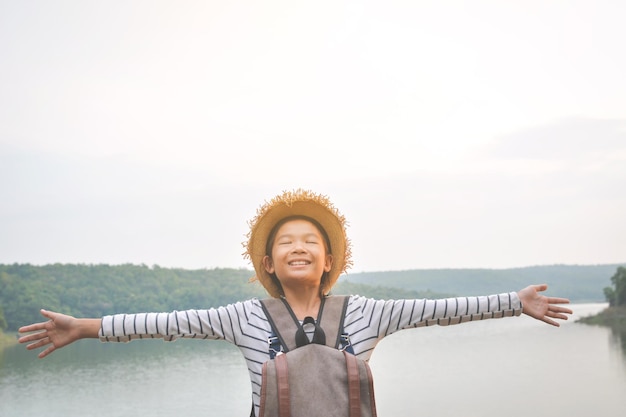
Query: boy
[{"left": 19, "top": 189, "right": 572, "bottom": 416}]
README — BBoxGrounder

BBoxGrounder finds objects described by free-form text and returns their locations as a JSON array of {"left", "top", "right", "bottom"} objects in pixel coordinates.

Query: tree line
[
  {"left": 3, "top": 262, "right": 623, "bottom": 333},
  {"left": 604, "top": 266, "right": 626, "bottom": 307},
  {"left": 0, "top": 263, "right": 441, "bottom": 332}
]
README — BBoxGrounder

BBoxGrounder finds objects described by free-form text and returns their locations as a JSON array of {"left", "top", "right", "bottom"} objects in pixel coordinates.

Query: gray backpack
[{"left": 258, "top": 295, "right": 377, "bottom": 417}]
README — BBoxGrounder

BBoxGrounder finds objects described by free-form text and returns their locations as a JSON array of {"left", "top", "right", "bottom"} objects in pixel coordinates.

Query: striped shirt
[{"left": 100, "top": 292, "right": 522, "bottom": 416}]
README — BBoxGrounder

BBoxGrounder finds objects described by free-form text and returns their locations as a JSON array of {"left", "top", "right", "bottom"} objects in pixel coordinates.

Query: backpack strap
[
  {"left": 274, "top": 354, "right": 291, "bottom": 417},
  {"left": 261, "top": 297, "right": 301, "bottom": 353},
  {"left": 317, "top": 295, "right": 349, "bottom": 350},
  {"left": 345, "top": 350, "right": 362, "bottom": 417},
  {"left": 261, "top": 295, "right": 349, "bottom": 353}
]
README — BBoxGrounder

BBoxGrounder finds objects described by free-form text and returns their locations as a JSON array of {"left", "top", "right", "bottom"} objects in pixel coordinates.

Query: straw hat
[{"left": 244, "top": 189, "right": 352, "bottom": 298}]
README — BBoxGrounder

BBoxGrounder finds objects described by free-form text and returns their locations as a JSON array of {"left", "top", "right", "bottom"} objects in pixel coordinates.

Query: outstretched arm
[
  {"left": 518, "top": 284, "right": 572, "bottom": 327},
  {"left": 18, "top": 309, "right": 101, "bottom": 358}
]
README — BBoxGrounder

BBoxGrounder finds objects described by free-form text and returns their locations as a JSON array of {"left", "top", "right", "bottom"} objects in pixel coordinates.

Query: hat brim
[{"left": 244, "top": 189, "right": 351, "bottom": 298}]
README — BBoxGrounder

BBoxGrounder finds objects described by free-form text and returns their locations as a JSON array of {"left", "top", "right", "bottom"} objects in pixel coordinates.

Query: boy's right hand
[{"left": 18, "top": 309, "right": 100, "bottom": 358}]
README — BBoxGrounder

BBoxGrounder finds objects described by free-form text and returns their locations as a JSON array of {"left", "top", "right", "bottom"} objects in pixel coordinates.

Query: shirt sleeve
[
  {"left": 98, "top": 300, "right": 255, "bottom": 344},
  {"left": 344, "top": 292, "right": 523, "bottom": 359}
]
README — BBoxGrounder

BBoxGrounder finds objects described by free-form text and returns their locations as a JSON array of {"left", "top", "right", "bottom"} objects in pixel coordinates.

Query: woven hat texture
[{"left": 244, "top": 189, "right": 352, "bottom": 297}]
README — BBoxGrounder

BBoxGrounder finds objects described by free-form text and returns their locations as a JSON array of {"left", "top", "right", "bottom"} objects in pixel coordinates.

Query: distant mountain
[{"left": 341, "top": 264, "right": 624, "bottom": 303}]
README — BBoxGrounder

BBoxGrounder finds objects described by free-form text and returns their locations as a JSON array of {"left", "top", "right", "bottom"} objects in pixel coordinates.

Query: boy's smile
[{"left": 262, "top": 219, "right": 333, "bottom": 291}]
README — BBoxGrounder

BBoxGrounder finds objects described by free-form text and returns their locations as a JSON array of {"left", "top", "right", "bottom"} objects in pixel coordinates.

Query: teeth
[{"left": 289, "top": 261, "right": 309, "bottom": 266}]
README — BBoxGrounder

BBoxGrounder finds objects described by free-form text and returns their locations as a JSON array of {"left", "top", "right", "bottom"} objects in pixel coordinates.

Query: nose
[{"left": 291, "top": 240, "right": 306, "bottom": 253}]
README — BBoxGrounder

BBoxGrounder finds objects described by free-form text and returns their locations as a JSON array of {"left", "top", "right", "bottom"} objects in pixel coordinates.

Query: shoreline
[{"left": 577, "top": 305, "right": 626, "bottom": 328}]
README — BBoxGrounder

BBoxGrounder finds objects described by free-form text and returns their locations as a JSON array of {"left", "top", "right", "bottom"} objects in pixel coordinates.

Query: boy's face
[{"left": 262, "top": 218, "right": 333, "bottom": 291}]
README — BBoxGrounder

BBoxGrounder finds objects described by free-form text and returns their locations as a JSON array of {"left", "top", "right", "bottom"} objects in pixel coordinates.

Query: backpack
[{"left": 257, "top": 295, "right": 377, "bottom": 417}]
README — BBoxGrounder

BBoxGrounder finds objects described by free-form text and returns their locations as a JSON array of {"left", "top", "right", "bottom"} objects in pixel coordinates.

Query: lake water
[{"left": 1, "top": 303, "right": 625, "bottom": 417}]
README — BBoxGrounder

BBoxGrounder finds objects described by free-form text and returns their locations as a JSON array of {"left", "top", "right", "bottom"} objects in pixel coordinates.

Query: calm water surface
[{"left": 1, "top": 303, "right": 624, "bottom": 417}]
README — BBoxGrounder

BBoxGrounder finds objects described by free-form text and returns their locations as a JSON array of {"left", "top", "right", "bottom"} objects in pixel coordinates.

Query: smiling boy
[{"left": 19, "top": 189, "right": 572, "bottom": 416}]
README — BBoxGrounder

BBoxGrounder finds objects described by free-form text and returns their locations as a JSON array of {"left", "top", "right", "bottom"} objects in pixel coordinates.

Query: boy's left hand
[{"left": 518, "top": 284, "right": 573, "bottom": 326}]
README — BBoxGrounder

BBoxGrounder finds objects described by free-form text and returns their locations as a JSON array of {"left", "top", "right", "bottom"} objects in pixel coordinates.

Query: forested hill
[
  {"left": 342, "top": 263, "right": 624, "bottom": 303},
  {"left": 0, "top": 263, "right": 621, "bottom": 332},
  {"left": 0, "top": 263, "right": 444, "bottom": 332}
]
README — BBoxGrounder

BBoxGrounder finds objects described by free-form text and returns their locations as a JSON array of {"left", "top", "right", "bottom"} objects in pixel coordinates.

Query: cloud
[
  {"left": 2, "top": 115, "right": 625, "bottom": 272},
  {"left": 483, "top": 117, "right": 626, "bottom": 160}
]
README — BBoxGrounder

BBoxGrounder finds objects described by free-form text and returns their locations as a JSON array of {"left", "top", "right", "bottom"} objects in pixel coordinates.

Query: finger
[
  {"left": 18, "top": 330, "right": 47, "bottom": 344},
  {"left": 542, "top": 317, "right": 560, "bottom": 327},
  {"left": 40, "top": 309, "right": 56, "bottom": 320},
  {"left": 18, "top": 322, "right": 48, "bottom": 334},
  {"left": 26, "top": 337, "right": 50, "bottom": 351},
  {"left": 546, "top": 311, "right": 569, "bottom": 321},
  {"left": 18, "top": 310, "right": 54, "bottom": 332},
  {"left": 550, "top": 305, "right": 573, "bottom": 314},
  {"left": 39, "top": 345, "right": 56, "bottom": 359},
  {"left": 547, "top": 297, "right": 571, "bottom": 305},
  {"left": 532, "top": 284, "right": 549, "bottom": 292}
]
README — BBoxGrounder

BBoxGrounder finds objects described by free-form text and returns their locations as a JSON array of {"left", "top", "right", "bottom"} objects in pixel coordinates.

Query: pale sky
[{"left": 1, "top": 0, "right": 625, "bottom": 273}]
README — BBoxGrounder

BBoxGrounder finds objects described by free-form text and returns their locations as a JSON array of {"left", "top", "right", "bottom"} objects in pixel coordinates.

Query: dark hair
[{"left": 265, "top": 215, "right": 332, "bottom": 256}]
